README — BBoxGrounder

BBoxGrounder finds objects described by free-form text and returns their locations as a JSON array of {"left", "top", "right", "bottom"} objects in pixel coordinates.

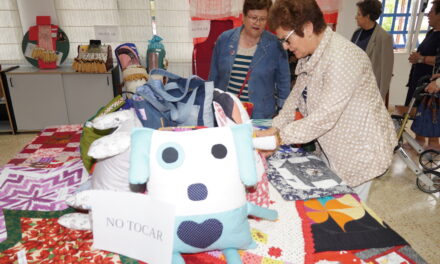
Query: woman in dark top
[{"left": 407, "top": 0, "right": 440, "bottom": 147}]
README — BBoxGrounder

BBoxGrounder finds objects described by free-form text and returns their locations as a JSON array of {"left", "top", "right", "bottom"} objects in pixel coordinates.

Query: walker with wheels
[{"left": 392, "top": 76, "right": 440, "bottom": 193}]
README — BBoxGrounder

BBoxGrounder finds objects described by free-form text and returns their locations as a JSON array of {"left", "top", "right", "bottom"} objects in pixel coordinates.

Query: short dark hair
[
  {"left": 268, "top": 0, "right": 326, "bottom": 37},
  {"left": 357, "top": 0, "right": 383, "bottom": 21},
  {"left": 433, "top": 0, "right": 440, "bottom": 14},
  {"left": 243, "top": 0, "right": 272, "bottom": 16}
]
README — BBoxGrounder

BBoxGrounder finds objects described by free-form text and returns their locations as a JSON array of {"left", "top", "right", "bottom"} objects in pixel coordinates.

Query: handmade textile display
[
  {"left": 114, "top": 43, "right": 149, "bottom": 96},
  {"left": 297, "top": 193, "right": 408, "bottom": 252},
  {"left": 190, "top": 0, "right": 244, "bottom": 19},
  {"left": 72, "top": 40, "right": 113, "bottom": 73},
  {"left": 79, "top": 95, "right": 126, "bottom": 173},
  {"left": 0, "top": 125, "right": 86, "bottom": 242},
  {"left": 0, "top": 205, "right": 424, "bottom": 264},
  {"left": 58, "top": 109, "right": 143, "bottom": 230},
  {"left": 129, "top": 124, "right": 278, "bottom": 263},
  {"left": 132, "top": 69, "right": 215, "bottom": 129},
  {"left": 115, "top": 43, "right": 141, "bottom": 71},
  {"left": 267, "top": 145, "right": 353, "bottom": 201},
  {"left": 0, "top": 124, "right": 427, "bottom": 263},
  {"left": 88, "top": 108, "right": 142, "bottom": 191},
  {"left": 22, "top": 16, "right": 69, "bottom": 68},
  {"left": 313, "top": 245, "right": 427, "bottom": 264},
  {"left": 212, "top": 88, "right": 269, "bottom": 207},
  {"left": 146, "top": 35, "right": 167, "bottom": 72}
]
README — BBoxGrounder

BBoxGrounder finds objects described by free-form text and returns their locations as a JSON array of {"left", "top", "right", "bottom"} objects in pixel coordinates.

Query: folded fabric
[{"left": 267, "top": 146, "right": 353, "bottom": 201}]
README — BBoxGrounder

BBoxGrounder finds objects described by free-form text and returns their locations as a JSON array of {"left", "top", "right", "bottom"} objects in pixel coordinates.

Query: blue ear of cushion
[
  {"left": 173, "top": 204, "right": 256, "bottom": 254},
  {"left": 129, "top": 127, "right": 154, "bottom": 184},
  {"left": 231, "top": 124, "right": 258, "bottom": 186}
]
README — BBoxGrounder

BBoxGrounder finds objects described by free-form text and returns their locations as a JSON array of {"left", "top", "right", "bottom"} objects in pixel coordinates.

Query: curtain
[{"left": 0, "top": 0, "right": 24, "bottom": 64}]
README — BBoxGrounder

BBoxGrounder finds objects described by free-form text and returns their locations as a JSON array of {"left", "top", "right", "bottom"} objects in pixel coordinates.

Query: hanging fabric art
[{"left": 190, "top": 0, "right": 244, "bottom": 19}]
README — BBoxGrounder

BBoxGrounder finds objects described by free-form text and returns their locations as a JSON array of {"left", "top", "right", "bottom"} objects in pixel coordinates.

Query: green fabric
[
  {"left": 80, "top": 95, "right": 126, "bottom": 173},
  {"left": 0, "top": 208, "right": 75, "bottom": 252},
  {"left": 0, "top": 208, "right": 139, "bottom": 263}
]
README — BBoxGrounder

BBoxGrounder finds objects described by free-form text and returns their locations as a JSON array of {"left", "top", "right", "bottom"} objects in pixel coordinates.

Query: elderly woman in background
[
  {"left": 258, "top": 0, "right": 397, "bottom": 201},
  {"left": 351, "top": 0, "right": 394, "bottom": 103},
  {"left": 209, "top": 0, "right": 291, "bottom": 119}
]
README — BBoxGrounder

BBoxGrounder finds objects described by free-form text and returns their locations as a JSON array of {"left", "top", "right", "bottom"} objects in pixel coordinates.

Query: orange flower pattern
[{"left": 304, "top": 194, "right": 367, "bottom": 232}]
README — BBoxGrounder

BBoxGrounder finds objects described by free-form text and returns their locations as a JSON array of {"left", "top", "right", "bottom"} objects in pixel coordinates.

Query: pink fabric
[
  {"left": 246, "top": 154, "right": 270, "bottom": 207},
  {"left": 316, "top": 0, "right": 340, "bottom": 13},
  {"left": 37, "top": 25, "right": 53, "bottom": 51},
  {"left": 190, "top": 0, "right": 241, "bottom": 19}
]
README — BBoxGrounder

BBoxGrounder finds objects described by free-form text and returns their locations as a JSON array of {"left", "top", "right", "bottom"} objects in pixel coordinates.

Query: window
[
  {"left": 379, "top": 0, "right": 433, "bottom": 50},
  {"left": 0, "top": 0, "right": 24, "bottom": 64}
]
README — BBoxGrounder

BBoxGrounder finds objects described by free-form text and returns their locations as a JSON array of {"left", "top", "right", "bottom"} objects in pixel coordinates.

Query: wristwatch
[{"left": 418, "top": 56, "right": 425, "bottom": 64}]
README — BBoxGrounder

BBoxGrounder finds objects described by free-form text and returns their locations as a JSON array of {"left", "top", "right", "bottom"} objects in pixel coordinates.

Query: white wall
[
  {"left": 17, "top": 0, "right": 58, "bottom": 33},
  {"left": 336, "top": 0, "right": 357, "bottom": 39},
  {"left": 336, "top": 0, "right": 411, "bottom": 107}
]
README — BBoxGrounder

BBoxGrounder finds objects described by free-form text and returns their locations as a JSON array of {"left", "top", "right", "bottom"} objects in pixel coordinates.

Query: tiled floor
[{"left": 0, "top": 131, "right": 439, "bottom": 263}]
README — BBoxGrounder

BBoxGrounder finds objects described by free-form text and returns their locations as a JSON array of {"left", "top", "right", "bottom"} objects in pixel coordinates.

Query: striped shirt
[{"left": 227, "top": 45, "right": 257, "bottom": 102}]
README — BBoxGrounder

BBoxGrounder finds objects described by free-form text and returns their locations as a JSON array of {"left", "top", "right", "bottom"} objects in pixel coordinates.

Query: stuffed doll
[
  {"left": 59, "top": 109, "right": 142, "bottom": 230},
  {"left": 61, "top": 123, "right": 277, "bottom": 263},
  {"left": 213, "top": 89, "right": 271, "bottom": 206},
  {"left": 129, "top": 123, "right": 278, "bottom": 264}
]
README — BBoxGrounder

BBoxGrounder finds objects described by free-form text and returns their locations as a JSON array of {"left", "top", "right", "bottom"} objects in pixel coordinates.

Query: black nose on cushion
[{"left": 187, "top": 183, "right": 208, "bottom": 201}]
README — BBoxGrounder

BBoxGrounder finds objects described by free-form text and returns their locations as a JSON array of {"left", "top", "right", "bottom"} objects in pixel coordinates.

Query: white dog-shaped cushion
[{"left": 129, "top": 124, "right": 278, "bottom": 264}]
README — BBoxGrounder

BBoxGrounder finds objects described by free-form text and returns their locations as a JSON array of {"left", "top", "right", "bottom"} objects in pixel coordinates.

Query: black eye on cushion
[
  {"left": 211, "top": 144, "right": 227, "bottom": 159},
  {"left": 162, "top": 147, "right": 179, "bottom": 163},
  {"left": 157, "top": 143, "right": 184, "bottom": 170}
]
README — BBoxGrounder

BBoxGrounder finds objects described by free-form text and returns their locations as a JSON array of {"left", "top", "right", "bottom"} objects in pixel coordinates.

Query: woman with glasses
[
  {"left": 257, "top": 0, "right": 397, "bottom": 201},
  {"left": 351, "top": 0, "right": 394, "bottom": 104},
  {"left": 209, "top": 0, "right": 291, "bottom": 119}
]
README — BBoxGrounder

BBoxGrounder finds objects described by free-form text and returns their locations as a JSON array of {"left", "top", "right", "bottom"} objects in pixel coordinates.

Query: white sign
[
  {"left": 91, "top": 191, "right": 175, "bottom": 264},
  {"left": 190, "top": 20, "right": 211, "bottom": 38},
  {"left": 94, "top": 25, "right": 120, "bottom": 43}
]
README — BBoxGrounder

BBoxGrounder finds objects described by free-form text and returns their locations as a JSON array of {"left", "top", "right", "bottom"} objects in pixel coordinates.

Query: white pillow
[{"left": 89, "top": 109, "right": 142, "bottom": 191}]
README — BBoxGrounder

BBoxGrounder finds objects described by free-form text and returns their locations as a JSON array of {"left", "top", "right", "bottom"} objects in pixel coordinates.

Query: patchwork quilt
[
  {"left": 0, "top": 125, "right": 88, "bottom": 242},
  {"left": 297, "top": 193, "right": 408, "bottom": 252},
  {"left": 0, "top": 124, "right": 426, "bottom": 263},
  {"left": 267, "top": 146, "right": 353, "bottom": 201}
]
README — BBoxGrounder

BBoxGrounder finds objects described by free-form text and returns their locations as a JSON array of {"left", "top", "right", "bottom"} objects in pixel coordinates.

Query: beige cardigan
[
  {"left": 272, "top": 27, "right": 397, "bottom": 187},
  {"left": 354, "top": 25, "right": 394, "bottom": 99}
]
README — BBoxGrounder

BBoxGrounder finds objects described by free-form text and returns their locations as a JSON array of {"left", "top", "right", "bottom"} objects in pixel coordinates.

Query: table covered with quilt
[{"left": 0, "top": 124, "right": 426, "bottom": 263}]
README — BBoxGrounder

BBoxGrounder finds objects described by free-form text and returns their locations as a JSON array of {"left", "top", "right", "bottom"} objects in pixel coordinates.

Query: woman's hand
[
  {"left": 408, "top": 52, "right": 423, "bottom": 64},
  {"left": 431, "top": 73, "right": 440, "bottom": 80},
  {"left": 425, "top": 74, "right": 440, "bottom": 94},
  {"left": 254, "top": 127, "right": 282, "bottom": 158}
]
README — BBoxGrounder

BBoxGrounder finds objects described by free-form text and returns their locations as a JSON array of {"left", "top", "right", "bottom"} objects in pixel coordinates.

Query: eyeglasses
[
  {"left": 278, "top": 30, "right": 295, "bottom": 45},
  {"left": 247, "top": 15, "right": 267, "bottom": 24}
]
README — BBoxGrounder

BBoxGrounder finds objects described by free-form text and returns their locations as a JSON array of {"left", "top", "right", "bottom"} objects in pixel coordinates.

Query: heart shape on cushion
[{"left": 177, "top": 219, "right": 223, "bottom": 248}]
